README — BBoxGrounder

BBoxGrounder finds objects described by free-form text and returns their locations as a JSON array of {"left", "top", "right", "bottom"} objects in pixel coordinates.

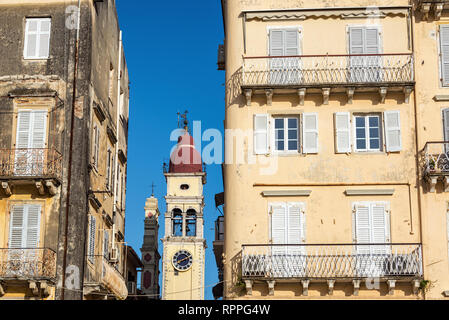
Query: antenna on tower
[
  {"left": 180, "top": 110, "right": 189, "bottom": 133},
  {"left": 151, "top": 182, "right": 156, "bottom": 197}
]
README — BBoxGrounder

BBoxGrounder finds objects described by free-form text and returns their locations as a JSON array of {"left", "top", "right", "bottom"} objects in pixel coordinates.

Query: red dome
[{"left": 169, "top": 132, "right": 203, "bottom": 173}]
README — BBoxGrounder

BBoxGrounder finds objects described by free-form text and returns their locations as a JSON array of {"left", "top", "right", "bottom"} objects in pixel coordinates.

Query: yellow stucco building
[{"left": 219, "top": 0, "right": 449, "bottom": 300}]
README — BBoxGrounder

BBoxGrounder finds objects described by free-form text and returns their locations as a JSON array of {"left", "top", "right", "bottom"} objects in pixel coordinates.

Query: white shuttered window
[
  {"left": 353, "top": 202, "right": 391, "bottom": 253},
  {"left": 16, "top": 110, "right": 47, "bottom": 149},
  {"left": 440, "top": 25, "right": 449, "bottom": 86},
  {"left": 24, "top": 18, "right": 51, "bottom": 59},
  {"left": 270, "top": 202, "right": 306, "bottom": 255},
  {"left": 9, "top": 204, "right": 41, "bottom": 249}
]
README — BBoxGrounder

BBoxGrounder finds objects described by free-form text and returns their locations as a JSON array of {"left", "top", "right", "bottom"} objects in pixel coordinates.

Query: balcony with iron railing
[
  {"left": 84, "top": 254, "right": 128, "bottom": 300},
  {"left": 0, "top": 148, "right": 62, "bottom": 196},
  {"left": 0, "top": 248, "right": 57, "bottom": 282},
  {"left": 421, "top": 142, "right": 449, "bottom": 192},
  {"left": 241, "top": 54, "right": 415, "bottom": 106},
  {"left": 241, "top": 244, "right": 423, "bottom": 296}
]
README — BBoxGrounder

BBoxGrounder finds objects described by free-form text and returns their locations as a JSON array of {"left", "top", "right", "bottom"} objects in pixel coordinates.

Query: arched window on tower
[
  {"left": 186, "top": 209, "right": 197, "bottom": 237},
  {"left": 172, "top": 209, "right": 183, "bottom": 237}
]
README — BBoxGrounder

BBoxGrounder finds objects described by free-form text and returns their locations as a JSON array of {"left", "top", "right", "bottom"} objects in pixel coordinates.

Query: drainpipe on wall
[{"left": 61, "top": 0, "right": 82, "bottom": 301}]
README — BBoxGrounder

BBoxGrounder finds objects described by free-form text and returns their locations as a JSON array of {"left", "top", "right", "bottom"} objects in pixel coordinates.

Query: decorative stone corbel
[
  {"left": 443, "top": 177, "right": 449, "bottom": 193},
  {"left": 298, "top": 88, "right": 306, "bottom": 106},
  {"left": 301, "top": 280, "right": 310, "bottom": 296},
  {"left": 428, "top": 176, "right": 438, "bottom": 193},
  {"left": 0, "top": 282, "right": 5, "bottom": 296},
  {"left": 387, "top": 280, "right": 396, "bottom": 296},
  {"left": 267, "top": 281, "right": 275, "bottom": 296},
  {"left": 379, "top": 87, "right": 387, "bottom": 104},
  {"left": 353, "top": 280, "right": 361, "bottom": 296},
  {"left": 1, "top": 182, "right": 12, "bottom": 196},
  {"left": 244, "top": 89, "right": 253, "bottom": 106},
  {"left": 40, "top": 281, "right": 50, "bottom": 297},
  {"left": 404, "top": 87, "right": 413, "bottom": 104},
  {"left": 35, "top": 181, "right": 45, "bottom": 196},
  {"left": 265, "top": 89, "right": 273, "bottom": 106},
  {"left": 322, "top": 88, "right": 330, "bottom": 105},
  {"left": 245, "top": 280, "right": 253, "bottom": 296},
  {"left": 421, "top": 4, "right": 431, "bottom": 20},
  {"left": 29, "top": 281, "right": 39, "bottom": 296},
  {"left": 327, "top": 280, "right": 336, "bottom": 296},
  {"left": 412, "top": 280, "right": 421, "bottom": 295},
  {"left": 346, "top": 88, "right": 355, "bottom": 105},
  {"left": 435, "top": 4, "right": 444, "bottom": 20},
  {"left": 45, "top": 180, "right": 58, "bottom": 196},
  {"left": 443, "top": 290, "right": 449, "bottom": 297}
]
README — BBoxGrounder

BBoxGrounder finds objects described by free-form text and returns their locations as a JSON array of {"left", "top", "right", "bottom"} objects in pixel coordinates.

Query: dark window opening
[
  {"left": 186, "top": 209, "right": 197, "bottom": 237},
  {"left": 172, "top": 209, "right": 183, "bottom": 237}
]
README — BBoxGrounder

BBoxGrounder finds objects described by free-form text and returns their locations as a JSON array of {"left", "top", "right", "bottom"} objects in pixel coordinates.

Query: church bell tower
[{"left": 161, "top": 120, "right": 207, "bottom": 300}]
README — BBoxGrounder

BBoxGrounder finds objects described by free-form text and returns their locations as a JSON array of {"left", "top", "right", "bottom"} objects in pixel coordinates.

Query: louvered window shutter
[
  {"left": 269, "top": 30, "right": 284, "bottom": 57},
  {"left": 349, "top": 28, "right": 364, "bottom": 55},
  {"left": 38, "top": 19, "right": 51, "bottom": 58},
  {"left": 104, "top": 229, "right": 109, "bottom": 259},
  {"left": 88, "top": 216, "right": 96, "bottom": 263},
  {"left": 355, "top": 203, "right": 371, "bottom": 254},
  {"left": 287, "top": 203, "right": 305, "bottom": 255},
  {"left": 93, "top": 126, "right": 100, "bottom": 169},
  {"left": 365, "top": 28, "right": 380, "bottom": 54},
  {"left": 440, "top": 25, "right": 449, "bottom": 86},
  {"left": 285, "top": 30, "right": 299, "bottom": 56},
  {"left": 443, "top": 108, "right": 449, "bottom": 143},
  {"left": 384, "top": 111, "right": 402, "bottom": 152},
  {"left": 254, "top": 114, "right": 269, "bottom": 155},
  {"left": 31, "top": 111, "right": 47, "bottom": 149},
  {"left": 271, "top": 203, "right": 287, "bottom": 255},
  {"left": 335, "top": 112, "right": 351, "bottom": 153},
  {"left": 25, "top": 205, "right": 41, "bottom": 248},
  {"left": 9, "top": 205, "right": 25, "bottom": 249},
  {"left": 302, "top": 113, "right": 319, "bottom": 154},
  {"left": 17, "top": 111, "right": 32, "bottom": 149},
  {"left": 371, "top": 203, "right": 390, "bottom": 254},
  {"left": 106, "top": 150, "right": 111, "bottom": 190}
]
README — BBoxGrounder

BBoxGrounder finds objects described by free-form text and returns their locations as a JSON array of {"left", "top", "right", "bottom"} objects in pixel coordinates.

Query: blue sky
[{"left": 116, "top": 1, "right": 225, "bottom": 300}]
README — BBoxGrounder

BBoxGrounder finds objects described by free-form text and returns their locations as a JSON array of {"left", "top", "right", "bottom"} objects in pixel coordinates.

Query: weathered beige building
[
  {"left": 0, "top": 0, "right": 130, "bottom": 300},
  {"left": 220, "top": 0, "right": 448, "bottom": 300}
]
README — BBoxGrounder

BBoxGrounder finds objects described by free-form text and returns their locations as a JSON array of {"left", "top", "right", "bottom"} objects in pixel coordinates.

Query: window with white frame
[
  {"left": 354, "top": 114, "right": 382, "bottom": 152},
  {"left": 274, "top": 117, "right": 299, "bottom": 152},
  {"left": 254, "top": 113, "right": 318, "bottom": 155},
  {"left": 334, "top": 111, "right": 402, "bottom": 154},
  {"left": 24, "top": 18, "right": 51, "bottom": 59}
]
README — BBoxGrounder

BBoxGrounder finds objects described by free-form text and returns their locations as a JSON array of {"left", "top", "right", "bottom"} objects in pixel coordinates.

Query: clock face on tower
[{"left": 172, "top": 250, "right": 193, "bottom": 271}]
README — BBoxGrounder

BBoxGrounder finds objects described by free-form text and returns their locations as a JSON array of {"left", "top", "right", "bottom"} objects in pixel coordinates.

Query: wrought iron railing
[
  {"left": 421, "top": 142, "right": 449, "bottom": 175},
  {"left": 0, "top": 148, "right": 62, "bottom": 179},
  {"left": 242, "top": 54, "right": 414, "bottom": 87},
  {"left": 242, "top": 244, "right": 423, "bottom": 280},
  {"left": 0, "top": 248, "right": 57, "bottom": 281}
]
